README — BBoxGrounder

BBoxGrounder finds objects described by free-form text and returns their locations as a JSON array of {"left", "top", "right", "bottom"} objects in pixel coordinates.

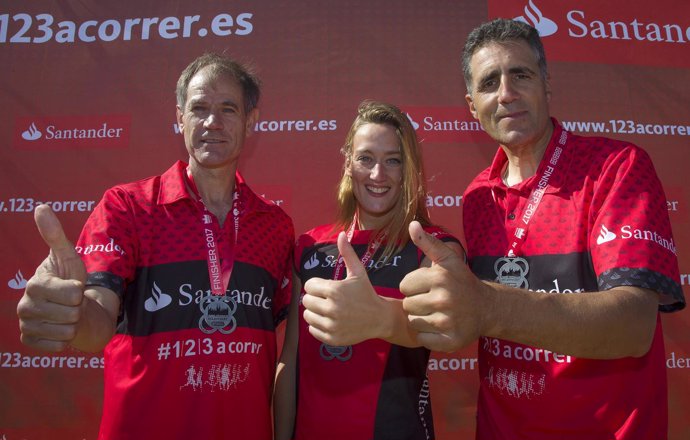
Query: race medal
[
  {"left": 494, "top": 256, "right": 530, "bottom": 289},
  {"left": 319, "top": 343, "right": 353, "bottom": 361},
  {"left": 199, "top": 294, "right": 238, "bottom": 334}
]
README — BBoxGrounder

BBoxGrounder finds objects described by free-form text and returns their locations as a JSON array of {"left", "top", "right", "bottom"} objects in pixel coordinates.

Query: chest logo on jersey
[
  {"left": 304, "top": 253, "right": 320, "bottom": 270},
  {"left": 144, "top": 282, "right": 173, "bottom": 312},
  {"left": 494, "top": 257, "right": 529, "bottom": 289},
  {"left": 303, "top": 251, "right": 402, "bottom": 272},
  {"left": 143, "top": 282, "right": 272, "bottom": 313}
]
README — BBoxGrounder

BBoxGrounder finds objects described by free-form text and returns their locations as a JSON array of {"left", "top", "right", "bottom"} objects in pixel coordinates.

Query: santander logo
[
  {"left": 400, "top": 106, "right": 492, "bottom": 144},
  {"left": 490, "top": 0, "right": 690, "bottom": 68},
  {"left": 14, "top": 114, "right": 131, "bottom": 149},
  {"left": 514, "top": 0, "right": 558, "bottom": 37},
  {"left": 22, "top": 123, "right": 42, "bottom": 141},
  {"left": 304, "top": 254, "right": 319, "bottom": 270},
  {"left": 144, "top": 282, "right": 173, "bottom": 312},
  {"left": 405, "top": 113, "right": 420, "bottom": 130},
  {"left": 7, "top": 270, "right": 28, "bottom": 290},
  {"left": 596, "top": 225, "right": 616, "bottom": 245}
]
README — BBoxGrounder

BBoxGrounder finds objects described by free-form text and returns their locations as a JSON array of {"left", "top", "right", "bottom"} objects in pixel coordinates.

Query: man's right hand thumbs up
[
  {"left": 17, "top": 205, "right": 87, "bottom": 352},
  {"left": 401, "top": 221, "right": 488, "bottom": 352}
]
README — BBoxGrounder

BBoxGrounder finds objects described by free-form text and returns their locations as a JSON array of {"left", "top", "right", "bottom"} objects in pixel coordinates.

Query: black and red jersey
[
  {"left": 463, "top": 121, "right": 684, "bottom": 440},
  {"left": 78, "top": 161, "right": 294, "bottom": 440},
  {"left": 293, "top": 224, "right": 459, "bottom": 440}
]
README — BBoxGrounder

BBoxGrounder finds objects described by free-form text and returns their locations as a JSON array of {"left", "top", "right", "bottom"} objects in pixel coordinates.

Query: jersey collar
[
  {"left": 487, "top": 118, "right": 570, "bottom": 196},
  {"left": 157, "top": 160, "right": 275, "bottom": 214}
]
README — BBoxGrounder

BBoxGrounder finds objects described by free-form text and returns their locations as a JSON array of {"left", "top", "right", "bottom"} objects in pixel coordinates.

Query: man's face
[
  {"left": 465, "top": 40, "right": 552, "bottom": 151},
  {"left": 176, "top": 67, "right": 258, "bottom": 170}
]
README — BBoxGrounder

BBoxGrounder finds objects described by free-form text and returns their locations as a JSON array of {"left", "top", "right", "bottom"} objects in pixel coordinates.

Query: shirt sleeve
[
  {"left": 77, "top": 186, "right": 138, "bottom": 298},
  {"left": 588, "top": 144, "right": 684, "bottom": 312},
  {"left": 420, "top": 225, "right": 465, "bottom": 263}
]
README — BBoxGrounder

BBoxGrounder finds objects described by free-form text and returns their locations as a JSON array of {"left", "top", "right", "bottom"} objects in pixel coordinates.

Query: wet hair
[
  {"left": 176, "top": 52, "right": 261, "bottom": 113},
  {"left": 336, "top": 100, "right": 431, "bottom": 263},
  {"left": 462, "top": 18, "right": 547, "bottom": 94}
]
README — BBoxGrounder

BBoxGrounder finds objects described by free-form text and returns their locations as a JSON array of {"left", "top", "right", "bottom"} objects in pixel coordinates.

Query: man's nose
[
  {"left": 204, "top": 111, "right": 223, "bottom": 129},
  {"left": 497, "top": 77, "right": 519, "bottom": 103}
]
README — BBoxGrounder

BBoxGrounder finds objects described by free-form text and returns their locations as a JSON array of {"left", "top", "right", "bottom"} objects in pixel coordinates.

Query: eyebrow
[
  {"left": 185, "top": 96, "right": 206, "bottom": 108},
  {"left": 477, "top": 65, "right": 537, "bottom": 85},
  {"left": 354, "top": 148, "right": 402, "bottom": 156},
  {"left": 186, "top": 97, "right": 241, "bottom": 109},
  {"left": 509, "top": 66, "right": 537, "bottom": 76},
  {"left": 220, "top": 99, "right": 240, "bottom": 108}
]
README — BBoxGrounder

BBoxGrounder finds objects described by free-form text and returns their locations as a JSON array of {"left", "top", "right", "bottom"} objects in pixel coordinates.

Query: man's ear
[
  {"left": 245, "top": 108, "right": 259, "bottom": 136},
  {"left": 176, "top": 106, "right": 184, "bottom": 130},
  {"left": 465, "top": 93, "right": 478, "bottom": 120}
]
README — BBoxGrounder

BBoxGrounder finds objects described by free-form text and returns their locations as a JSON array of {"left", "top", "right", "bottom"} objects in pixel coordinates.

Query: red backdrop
[{"left": 1, "top": 1, "right": 689, "bottom": 438}]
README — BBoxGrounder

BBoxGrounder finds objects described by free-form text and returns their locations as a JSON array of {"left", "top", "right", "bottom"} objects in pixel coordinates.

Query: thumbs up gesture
[
  {"left": 401, "top": 221, "right": 488, "bottom": 352},
  {"left": 302, "top": 231, "right": 391, "bottom": 346},
  {"left": 17, "top": 205, "right": 88, "bottom": 352}
]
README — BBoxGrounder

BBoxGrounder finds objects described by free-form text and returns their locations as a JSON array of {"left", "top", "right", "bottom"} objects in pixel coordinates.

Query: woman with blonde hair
[{"left": 275, "top": 100, "right": 464, "bottom": 440}]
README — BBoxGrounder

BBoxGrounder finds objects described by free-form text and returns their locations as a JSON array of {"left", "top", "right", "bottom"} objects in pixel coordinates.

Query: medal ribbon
[
  {"left": 505, "top": 131, "right": 568, "bottom": 257},
  {"left": 332, "top": 211, "right": 385, "bottom": 281},
  {"left": 186, "top": 168, "right": 239, "bottom": 296}
]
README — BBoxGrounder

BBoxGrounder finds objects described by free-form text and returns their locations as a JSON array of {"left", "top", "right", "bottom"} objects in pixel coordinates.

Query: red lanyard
[
  {"left": 332, "top": 212, "right": 385, "bottom": 280},
  {"left": 504, "top": 131, "right": 567, "bottom": 258},
  {"left": 186, "top": 169, "right": 239, "bottom": 296}
]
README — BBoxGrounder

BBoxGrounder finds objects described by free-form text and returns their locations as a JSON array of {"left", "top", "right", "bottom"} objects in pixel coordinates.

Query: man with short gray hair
[
  {"left": 401, "top": 18, "right": 684, "bottom": 440},
  {"left": 18, "top": 53, "right": 294, "bottom": 440}
]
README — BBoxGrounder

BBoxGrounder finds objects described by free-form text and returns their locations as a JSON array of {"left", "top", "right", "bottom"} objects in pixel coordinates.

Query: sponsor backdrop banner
[{"left": 1, "top": 1, "right": 689, "bottom": 438}]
